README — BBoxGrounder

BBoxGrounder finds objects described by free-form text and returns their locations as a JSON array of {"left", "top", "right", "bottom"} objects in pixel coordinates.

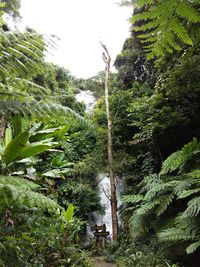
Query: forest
[{"left": 0, "top": 0, "right": 200, "bottom": 266}]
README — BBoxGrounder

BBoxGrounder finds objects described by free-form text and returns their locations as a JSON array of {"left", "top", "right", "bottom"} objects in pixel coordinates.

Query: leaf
[
  {"left": 10, "top": 116, "right": 29, "bottom": 136},
  {"left": 42, "top": 169, "right": 63, "bottom": 178},
  {"left": 186, "top": 241, "right": 200, "bottom": 254},
  {"left": 182, "top": 196, "right": 200, "bottom": 217},
  {"left": 0, "top": 175, "right": 40, "bottom": 190},
  {"left": 18, "top": 141, "right": 58, "bottom": 159},
  {"left": 130, "top": 0, "right": 200, "bottom": 58},
  {"left": 122, "top": 194, "right": 144, "bottom": 203},
  {"left": 4, "top": 128, "right": 12, "bottom": 148},
  {"left": 160, "top": 138, "right": 200, "bottom": 175},
  {"left": 64, "top": 204, "right": 74, "bottom": 222},
  {"left": 54, "top": 124, "right": 70, "bottom": 140},
  {"left": 178, "top": 188, "right": 200, "bottom": 199},
  {"left": 29, "top": 127, "right": 62, "bottom": 142},
  {"left": 3, "top": 131, "right": 29, "bottom": 165}
]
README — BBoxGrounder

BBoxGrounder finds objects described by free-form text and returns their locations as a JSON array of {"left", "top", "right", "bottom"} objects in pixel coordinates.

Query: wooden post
[{"left": 91, "top": 224, "right": 110, "bottom": 248}]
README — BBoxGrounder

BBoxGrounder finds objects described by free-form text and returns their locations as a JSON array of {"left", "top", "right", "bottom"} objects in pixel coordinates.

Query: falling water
[
  {"left": 85, "top": 174, "right": 123, "bottom": 241},
  {"left": 96, "top": 174, "right": 112, "bottom": 235},
  {"left": 75, "top": 90, "right": 123, "bottom": 240},
  {"left": 76, "top": 90, "right": 96, "bottom": 113}
]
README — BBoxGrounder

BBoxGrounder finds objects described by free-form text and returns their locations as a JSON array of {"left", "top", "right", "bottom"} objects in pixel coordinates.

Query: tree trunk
[
  {"left": 101, "top": 42, "right": 118, "bottom": 241},
  {"left": 0, "top": 117, "right": 6, "bottom": 138}
]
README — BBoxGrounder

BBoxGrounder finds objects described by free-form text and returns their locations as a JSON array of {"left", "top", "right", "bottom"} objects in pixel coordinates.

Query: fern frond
[
  {"left": 158, "top": 227, "right": 195, "bottom": 242},
  {"left": 174, "top": 180, "right": 191, "bottom": 196},
  {"left": 0, "top": 30, "right": 46, "bottom": 80},
  {"left": 129, "top": 212, "right": 148, "bottom": 238},
  {"left": 0, "top": 175, "right": 40, "bottom": 190},
  {"left": 139, "top": 173, "right": 161, "bottom": 193},
  {"left": 122, "top": 194, "right": 144, "bottom": 203},
  {"left": 130, "top": 0, "right": 200, "bottom": 58},
  {"left": 187, "top": 170, "right": 200, "bottom": 180},
  {"left": 136, "top": 199, "right": 160, "bottom": 215},
  {"left": 171, "top": 18, "right": 193, "bottom": 45},
  {"left": 176, "top": 1, "right": 200, "bottom": 23},
  {"left": 145, "top": 181, "right": 178, "bottom": 200},
  {"left": 182, "top": 196, "right": 200, "bottom": 217},
  {"left": 186, "top": 241, "right": 200, "bottom": 254},
  {"left": 0, "top": 100, "right": 87, "bottom": 127},
  {"left": 0, "top": 176, "right": 61, "bottom": 214},
  {"left": 178, "top": 188, "right": 200, "bottom": 199},
  {"left": 160, "top": 138, "right": 200, "bottom": 175},
  {"left": 156, "top": 193, "right": 174, "bottom": 216}
]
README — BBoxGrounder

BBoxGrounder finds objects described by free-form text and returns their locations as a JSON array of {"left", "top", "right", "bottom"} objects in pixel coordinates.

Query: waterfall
[
  {"left": 76, "top": 90, "right": 96, "bottom": 113},
  {"left": 96, "top": 174, "right": 112, "bottom": 235},
  {"left": 85, "top": 174, "right": 123, "bottom": 241},
  {"left": 75, "top": 90, "right": 124, "bottom": 240}
]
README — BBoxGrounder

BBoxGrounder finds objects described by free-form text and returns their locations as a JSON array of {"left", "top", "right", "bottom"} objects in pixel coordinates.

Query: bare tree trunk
[
  {"left": 100, "top": 42, "right": 118, "bottom": 241},
  {"left": 0, "top": 117, "right": 6, "bottom": 138}
]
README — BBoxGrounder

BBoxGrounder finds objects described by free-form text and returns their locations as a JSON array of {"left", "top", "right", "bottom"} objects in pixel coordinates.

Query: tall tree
[{"left": 101, "top": 42, "right": 118, "bottom": 240}]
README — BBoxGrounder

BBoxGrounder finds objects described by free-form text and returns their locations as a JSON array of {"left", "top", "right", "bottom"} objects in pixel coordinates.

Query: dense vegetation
[{"left": 0, "top": 0, "right": 200, "bottom": 266}]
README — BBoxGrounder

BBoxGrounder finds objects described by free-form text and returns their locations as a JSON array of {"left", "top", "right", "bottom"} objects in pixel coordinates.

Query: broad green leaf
[
  {"left": 42, "top": 169, "right": 63, "bottom": 178},
  {"left": 64, "top": 204, "right": 74, "bottom": 222},
  {"left": 18, "top": 141, "right": 58, "bottom": 159},
  {"left": 3, "top": 131, "right": 29, "bottom": 165},
  {"left": 29, "top": 127, "right": 61, "bottom": 142},
  {"left": 10, "top": 116, "right": 29, "bottom": 136},
  {"left": 54, "top": 124, "right": 70, "bottom": 140},
  {"left": 42, "top": 167, "right": 72, "bottom": 178},
  {"left": 4, "top": 128, "right": 12, "bottom": 148}
]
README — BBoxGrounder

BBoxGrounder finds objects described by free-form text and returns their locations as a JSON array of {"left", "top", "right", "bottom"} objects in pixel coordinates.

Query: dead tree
[{"left": 100, "top": 42, "right": 118, "bottom": 241}]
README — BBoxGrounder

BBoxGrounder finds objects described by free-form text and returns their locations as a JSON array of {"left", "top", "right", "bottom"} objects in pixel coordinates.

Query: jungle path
[{"left": 91, "top": 257, "right": 116, "bottom": 267}]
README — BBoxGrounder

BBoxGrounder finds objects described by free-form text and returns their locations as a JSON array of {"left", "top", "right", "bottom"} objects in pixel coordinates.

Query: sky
[{"left": 18, "top": 0, "right": 132, "bottom": 79}]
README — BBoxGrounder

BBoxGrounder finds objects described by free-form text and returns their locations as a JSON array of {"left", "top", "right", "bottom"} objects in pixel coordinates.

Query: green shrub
[
  {"left": 0, "top": 204, "right": 92, "bottom": 267},
  {"left": 104, "top": 236, "right": 179, "bottom": 267}
]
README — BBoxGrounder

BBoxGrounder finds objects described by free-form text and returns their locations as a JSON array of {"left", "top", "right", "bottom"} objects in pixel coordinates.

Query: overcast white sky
[{"left": 18, "top": 0, "right": 131, "bottom": 78}]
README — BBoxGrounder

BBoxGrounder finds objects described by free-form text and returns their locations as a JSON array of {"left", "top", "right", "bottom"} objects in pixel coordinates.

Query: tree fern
[
  {"left": 126, "top": 139, "right": 200, "bottom": 254},
  {"left": 129, "top": 0, "right": 200, "bottom": 58},
  {"left": 0, "top": 175, "right": 61, "bottom": 214},
  {"left": 160, "top": 138, "right": 200, "bottom": 175},
  {"left": 0, "top": 18, "right": 86, "bottom": 126},
  {"left": 0, "top": 30, "right": 46, "bottom": 80}
]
